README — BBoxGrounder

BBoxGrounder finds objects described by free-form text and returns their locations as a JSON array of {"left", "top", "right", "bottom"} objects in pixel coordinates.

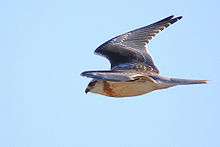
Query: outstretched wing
[
  {"left": 81, "top": 70, "right": 157, "bottom": 83},
  {"left": 95, "top": 15, "right": 182, "bottom": 73},
  {"left": 81, "top": 70, "right": 140, "bottom": 82}
]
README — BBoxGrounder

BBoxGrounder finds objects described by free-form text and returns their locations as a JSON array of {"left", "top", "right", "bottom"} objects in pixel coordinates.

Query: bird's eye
[{"left": 89, "top": 81, "right": 96, "bottom": 87}]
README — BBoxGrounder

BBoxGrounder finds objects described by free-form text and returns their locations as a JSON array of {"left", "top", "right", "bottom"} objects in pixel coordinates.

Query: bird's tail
[
  {"left": 169, "top": 78, "right": 208, "bottom": 85},
  {"left": 151, "top": 75, "right": 208, "bottom": 86}
]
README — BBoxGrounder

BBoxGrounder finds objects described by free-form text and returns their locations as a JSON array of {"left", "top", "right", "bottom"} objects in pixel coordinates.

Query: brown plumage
[{"left": 81, "top": 15, "right": 207, "bottom": 98}]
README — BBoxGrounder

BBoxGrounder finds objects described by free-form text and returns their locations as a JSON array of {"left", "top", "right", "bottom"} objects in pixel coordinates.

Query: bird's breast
[{"left": 99, "top": 80, "right": 158, "bottom": 97}]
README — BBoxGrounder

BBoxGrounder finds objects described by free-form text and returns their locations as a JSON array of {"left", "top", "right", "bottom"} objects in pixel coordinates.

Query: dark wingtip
[
  {"left": 80, "top": 71, "right": 99, "bottom": 79},
  {"left": 154, "top": 15, "right": 182, "bottom": 25},
  {"left": 156, "top": 15, "right": 174, "bottom": 24},
  {"left": 164, "top": 15, "right": 175, "bottom": 20},
  {"left": 169, "top": 15, "right": 183, "bottom": 24},
  {"left": 80, "top": 71, "right": 89, "bottom": 77},
  {"left": 164, "top": 15, "right": 174, "bottom": 20},
  {"left": 176, "top": 16, "right": 183, "bottom": 20},
  {"left": 80, "top": 71, "right": 85, "bottom": 77}
]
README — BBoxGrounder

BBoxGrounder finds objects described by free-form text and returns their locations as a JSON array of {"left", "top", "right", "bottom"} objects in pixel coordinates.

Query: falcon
[{"left": 80, "top": 15, "right": 207, "bottom": 97}]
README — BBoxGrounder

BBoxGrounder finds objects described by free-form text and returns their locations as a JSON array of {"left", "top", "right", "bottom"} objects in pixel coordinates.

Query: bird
[{"left": 80, "top": 15, "right": 208, "bottom": 98}]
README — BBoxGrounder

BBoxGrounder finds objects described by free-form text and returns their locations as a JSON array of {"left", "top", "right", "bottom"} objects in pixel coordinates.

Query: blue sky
[{"left": 1, "top": 0, "right": 220, "bottom": 146}]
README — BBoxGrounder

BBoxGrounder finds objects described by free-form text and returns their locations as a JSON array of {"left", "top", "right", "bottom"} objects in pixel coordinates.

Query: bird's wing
[
  {"left": 81, "top": 70, "right": 143, "bottom": 82},
  {"left": 95, "top": 15, "right": 182, "bottom": 73}
]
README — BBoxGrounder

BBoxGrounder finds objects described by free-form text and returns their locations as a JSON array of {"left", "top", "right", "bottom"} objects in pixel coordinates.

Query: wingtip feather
[
  {"left": 169, "top": 15, "right": 183, "bottom": 24},
  {"left": 176, "top": 16, "right": 183, "bottom": 20},
  {"left": 166, "top": 15, "right": 175, "bottom": 19}
]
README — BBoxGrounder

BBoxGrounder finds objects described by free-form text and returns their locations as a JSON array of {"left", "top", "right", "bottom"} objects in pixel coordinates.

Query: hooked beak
[{"left": 85, "top": 88, "right": 90, "bottom": 94}]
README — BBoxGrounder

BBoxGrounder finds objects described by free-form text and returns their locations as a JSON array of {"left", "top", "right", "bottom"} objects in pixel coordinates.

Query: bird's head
[{"left": 85, "top": 80, "right": 103, "bottom": 94}]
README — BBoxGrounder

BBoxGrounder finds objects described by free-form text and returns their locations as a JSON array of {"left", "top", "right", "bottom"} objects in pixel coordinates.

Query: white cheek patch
[{"left": 90, "top": 81, "right": 104, "bottom": 94}]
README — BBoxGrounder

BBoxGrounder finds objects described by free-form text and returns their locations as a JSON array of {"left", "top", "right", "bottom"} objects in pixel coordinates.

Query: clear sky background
[{"left": 1, "top": 0, "right": 220, "bottom": 146}]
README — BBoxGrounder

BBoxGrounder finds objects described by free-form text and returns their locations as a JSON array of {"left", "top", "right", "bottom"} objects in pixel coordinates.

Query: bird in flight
[{"left": 81, "top": 15, "right": 207, "bottom": 97}]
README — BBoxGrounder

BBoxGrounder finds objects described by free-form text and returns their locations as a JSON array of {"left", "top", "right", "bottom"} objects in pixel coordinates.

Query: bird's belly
[{"left": 102, "top": 80, "right": 158, "bottom": 97}]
